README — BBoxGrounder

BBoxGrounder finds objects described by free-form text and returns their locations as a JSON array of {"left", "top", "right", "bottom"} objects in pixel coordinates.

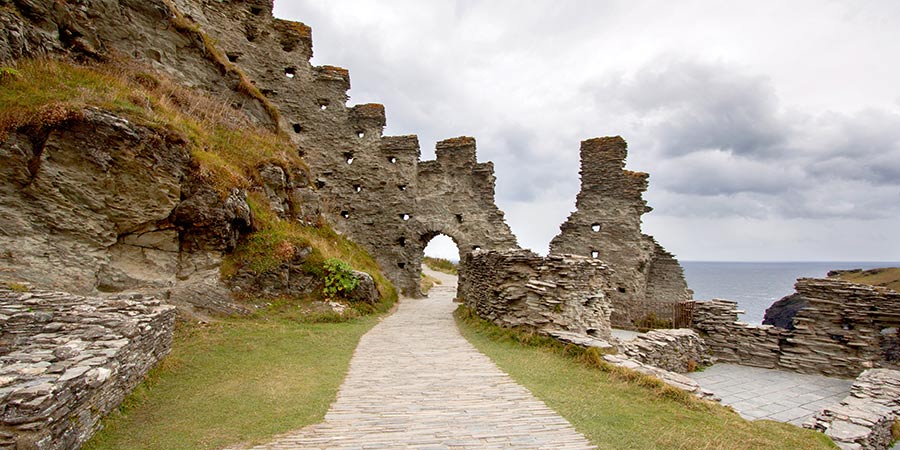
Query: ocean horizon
[{"left": 682, "top": 261, "right": 900, "bottom": 324}]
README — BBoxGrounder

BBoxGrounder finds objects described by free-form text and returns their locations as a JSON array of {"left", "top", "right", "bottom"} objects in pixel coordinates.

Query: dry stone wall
[
  {"left": 807, "top": 368, "right": 900, "bottom": 450},
  {"left": 618, "top": 329, "right": 715, "bottom": 373},
  {"left": 0, "top": 286, "right": 175, "bottom": 450},
  {"left": 693, "top": 279, "right": 900, "bottom": 377},
  {"left": 549, "top": 137, "right": 691, "bottom": 329},
  {"left": 459, "top": 249, "right": 613, "bottom": 339}
]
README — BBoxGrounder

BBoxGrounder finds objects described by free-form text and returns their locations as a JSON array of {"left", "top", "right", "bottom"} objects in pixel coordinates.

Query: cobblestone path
[{"left": 241, "top": 269, "right": 594, "bottom": 449}]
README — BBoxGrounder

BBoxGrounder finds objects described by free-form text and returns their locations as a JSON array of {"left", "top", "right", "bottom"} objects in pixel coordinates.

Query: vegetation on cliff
[
  {"left": 830, "top": 267, "right": 900, "bottom": 292},
  {"left": 423, "top": 256, "right": 459, "bottom": 275}
]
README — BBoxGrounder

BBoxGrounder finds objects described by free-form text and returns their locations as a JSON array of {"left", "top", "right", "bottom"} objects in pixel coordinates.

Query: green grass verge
[
  {"left": 831, "top": 267, "right": 900, "bottom": 291},
  {"left": 454, "top": 306, "right": 837, "bottom": 450},
  {"left": 84, "top": 315, "right": 378, "bottom": 450},
  {"left": 423, "top": 256, "right": 458, "bottom": 275}
]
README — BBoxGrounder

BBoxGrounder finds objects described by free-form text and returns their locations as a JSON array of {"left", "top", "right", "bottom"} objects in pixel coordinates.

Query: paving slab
[
  {"left": 235, "top": 268, "right": 594, "bottom": 449},
  {"left": 688, "top": 363, "right": 854, "bottom": 426}
]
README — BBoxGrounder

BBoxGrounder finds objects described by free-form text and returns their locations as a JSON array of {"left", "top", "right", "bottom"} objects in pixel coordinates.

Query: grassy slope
[
  {"left": 832, "top": 267, "right": 900, "bottom": 291},
  {"left": 84, "top": 315, "right": 378, "bottom": 450},
  {"left": 455, "top": 308, "right": 836, "bottom": 450},
  {"left": 423, "top": 256, "right": 458, "bottom": 275}
]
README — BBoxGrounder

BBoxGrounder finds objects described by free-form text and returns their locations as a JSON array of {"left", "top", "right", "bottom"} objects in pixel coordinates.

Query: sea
[{"left": 682, "top": 261, "right": 900, "bottom": 325}]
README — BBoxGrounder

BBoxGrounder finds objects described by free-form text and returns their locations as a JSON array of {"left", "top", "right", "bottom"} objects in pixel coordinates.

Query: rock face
[
  {"left": 617, "top": 329, "right": 715, "bottom": 373},
  {"left": 0, "top": 286, "right": 175, "bottom": 450},
  {"left": 762, "top": 293, "right": 809, "bottom": 330},
  {"left": 0, "top": 108, "right": 251, "bottom": 316},
  {"left": 807, "top": 369, "right": 900, "bottom": 450},
  {"left": 693, "top": 278, "right": 900, "bottom": 377},
  {"left": 459, "top": 249, "right": 613, "bottom": 339},
  {"left": 549, "top": 137, "right": 691, "bottom": 329}
]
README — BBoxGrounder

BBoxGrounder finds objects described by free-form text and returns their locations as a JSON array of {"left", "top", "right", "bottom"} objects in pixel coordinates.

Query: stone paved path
[
  {"left": 240, "top": 268, "right": 594, "bottom": 449},
  {"left": 688, "top": 363, "right": 853, "bottom": 425}
]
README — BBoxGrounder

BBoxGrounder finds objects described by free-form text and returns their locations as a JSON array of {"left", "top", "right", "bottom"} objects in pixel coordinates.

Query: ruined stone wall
[
  {"left": 807, "top": 368, "right": 900, "bottom": 450},
  {"left": 0, "top": 286, "right": 175, "bottom": 450},
  {"left": 693, "top": 279, "right": 900, "bottom": 377},
  {"left": 174, "top": 1, "right": 518, "bottom": 296},
  {"left": 692, "top": 300, "right": 786, "bottom": 368},
  {"left": 459, "top": 249, "right": 612, "bottom": 339},
  {"left": 549, "top": 137, "right": 691, "bottom": 328},
  {"left": 618, "top": 329, "right": 715, "bottom": 373}
]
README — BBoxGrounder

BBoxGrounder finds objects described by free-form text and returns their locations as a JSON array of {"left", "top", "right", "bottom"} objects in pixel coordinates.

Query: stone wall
[
  {"left": 618, "top": 329, "right": 715, "bottom": 373},
  {"left": 549, "top": 137, "right": 691, "bottom": 329},
  {"left": 693, "top": 279, "right": 900, "bottom": 377},
  {"left": 807, "top": 368, "right": 900, "bottom": 450},
  {"left": 459, "top": 249, "right": 612, "bottom": 339},
  {"left": 0, "top": 286, "right": 175, "bottom": 450}
]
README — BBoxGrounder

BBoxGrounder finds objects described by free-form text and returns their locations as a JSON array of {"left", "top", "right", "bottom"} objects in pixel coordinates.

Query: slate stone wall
[
  {"left": 0, "top": 286, "right": 175, "bottom": 450},
  {"left": 459, "top": 249, "right": 612, "bottom": 339},
  {"left": 693, "top": 279, "right": 900, "bottom": 377}
]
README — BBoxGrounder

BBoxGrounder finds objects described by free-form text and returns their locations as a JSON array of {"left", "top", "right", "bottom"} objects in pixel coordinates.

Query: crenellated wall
[{"left": 549, "top": 137, "right": 691, "bottom": 328}]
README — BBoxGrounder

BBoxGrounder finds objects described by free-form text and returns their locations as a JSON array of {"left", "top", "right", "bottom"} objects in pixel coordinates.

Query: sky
[{"left": 273, "top": 0, "right": 900, "bottom": 262}]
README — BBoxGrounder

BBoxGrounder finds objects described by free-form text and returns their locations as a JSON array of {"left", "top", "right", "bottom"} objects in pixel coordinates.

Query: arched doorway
[{"left": 416, "top": 232, "right": 463, "bottom": 299}]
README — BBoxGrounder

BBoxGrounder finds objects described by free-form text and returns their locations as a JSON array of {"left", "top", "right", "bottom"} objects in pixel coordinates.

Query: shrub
[{"left": 323, "top": 258, "right": 358, "bottom": 299}]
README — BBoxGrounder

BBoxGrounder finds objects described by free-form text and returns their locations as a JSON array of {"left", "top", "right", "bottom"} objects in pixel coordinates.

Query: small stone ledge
[
  {"left": 602, "top": 354, "right": 720, "bottom": 401},
  {"left": 806, "top": 369, "right": 900, "bottom": 450},
  {"left": 0, "top": 286, "right": 176, "bottom": 450},
  {"left": 618, "top": 328, "right": 715, "bottom": 373}
]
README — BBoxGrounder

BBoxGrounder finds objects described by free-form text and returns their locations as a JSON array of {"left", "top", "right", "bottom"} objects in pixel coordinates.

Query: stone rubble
[
  {"left": 806, "top": 369, "right": 900, "bottom": 450},
  {"left": 602, "top": 354, "right": 720, "bottom": 402},
  {"left": 617, "top": 328, "right": 715, "bottom": 373},
  {"left": 0, "top": 285, "right": 175, "bottom": 450},
  {"left": 693, "top": 278, "right": 900, "bottom": 378}
]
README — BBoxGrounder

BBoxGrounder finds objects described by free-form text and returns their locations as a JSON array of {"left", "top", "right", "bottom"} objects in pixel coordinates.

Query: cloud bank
[{"left": 274, "top": 0, "right": 900, "bottom": 262}]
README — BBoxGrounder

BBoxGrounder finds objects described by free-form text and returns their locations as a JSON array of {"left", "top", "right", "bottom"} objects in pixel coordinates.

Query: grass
[
  {"left": 224, "top": 192, "right": 398, "bottom": 315},
  {"left": 423, "top": 256, "right": 458, "bottom": 275},
  {"left": 454, "top": 306, "right": 837, "bottom": 450},
  {"left": 831, "top": 267, "right": 900, "bottom": 291},
  {"left": 84, "top": 314, "right": 379, "bottom": 450},
  {"left": 0, "top": 59, "right": 304, "bottom": 194},
  {"left": 420, "top": 271, "right": 441, "bottom": 295}
]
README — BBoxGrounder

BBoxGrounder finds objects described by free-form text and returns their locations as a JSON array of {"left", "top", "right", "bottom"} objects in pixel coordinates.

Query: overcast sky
[{"left": 274, "top": 1, "right": 900, "bottom": 262}]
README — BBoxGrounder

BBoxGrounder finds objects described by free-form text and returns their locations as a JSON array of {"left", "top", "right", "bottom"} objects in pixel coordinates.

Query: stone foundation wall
[
  {"left": 618, "top": 329, "right": 715, "bottom": 373},
  {"left": 459, "top": 250, "right": 612, "bottom": 339},
  {"left": 693, "top": 279, "right": 900, "bottom": 377},
  {"left": 807, "top": 368, "right": 900, "bottom": 450},
  {"left": 0, "top": 286, "right": 176, "bottom": 450}
]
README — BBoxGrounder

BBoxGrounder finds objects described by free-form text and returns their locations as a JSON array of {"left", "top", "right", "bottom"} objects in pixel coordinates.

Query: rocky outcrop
[
  {"left": 762, "top": 293, "right": 809, "bottom": 330},
  {"left": 807, "top": 369, "right": 900, "bottom": 450},
  {"left": 0, "top": 107, "right": 253, "bottom": 316},
  {"left": 618, "top": 329, "right": 715, "bottom": 373},
  {"left": 0, "top": 285, "right": 175, "bottom": 450},
  {"left": 459, "top": 249, "right": 612, "bottom": 339},
  {"left": 549, "top": 137, "right": 691, "bottom": 329},
  {"left": 694, "top": 278, "right": 900, "bottom": 377}
]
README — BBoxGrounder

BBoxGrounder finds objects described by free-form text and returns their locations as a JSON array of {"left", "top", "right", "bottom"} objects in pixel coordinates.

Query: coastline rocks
[{"left": 762, "top": 293, "right": 808, "bottom": 330}]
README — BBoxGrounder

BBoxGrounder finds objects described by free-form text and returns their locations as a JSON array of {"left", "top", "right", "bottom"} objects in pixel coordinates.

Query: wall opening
[
  {"left": 422, "top": 233, "right": 461, "bottom": 299},
  {"left": 591, "top": 223, "right": 601, "bottom": 232},
  {"left": 284, "top": 67, "right": 296, "bottom": 78}
]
